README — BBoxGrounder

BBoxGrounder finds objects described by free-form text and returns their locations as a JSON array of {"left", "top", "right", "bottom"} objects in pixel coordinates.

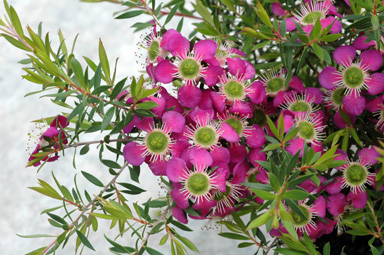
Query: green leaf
[
  {"left": 323, "top": 242, "right": 331, "bottom": 255},
  {"left": 246, "top": 211, "right": 273, "bottom": 230},
  {"left": 266, "top": 115, "right": 279, "bottom": 138},
  {"left": 192, "top": 0, "right": 215, "bottom": 27},
  {"left": 47, "top": 212, "right": 67, "bottom": 225},
  {"left": 110, "top": 77, "right": 127, "bottom": 100},
  {"left": 309, "top": 18, "right": 321, "bottom": 41},
  {"left": 254, "top": 1, "right": 273, "bottom": 29},
  {"left": 285, "top": 199, "right": 308, "bottom": 220},
  {"left": 118, "top": 182, "right": 146, "bottom": 194},
  {"left": 164, "top": 3, "right": 180, "bottom": 26},
  {"left": 145, "top": 247, "right": 164, "bottom": 255},
  {"left": 17, "top": 233, "right": 56, "bottom": 238},
  {"left": 275, "top": 248, "right": 307, "bottom": 255},
  {"left": 80, "top": 145, "right": 90, "bottom": 155},
  {"left": 250, "top": 188, "right": 276, "bottom": 200},
  {"left": 71, "top": 57, "right": 85, "bottom": 89},
  {"left": 136, "top": 101, "right": 159, "bottom": 110},
  {"left": 218, "top": 232, "right": 250, "bottom": 240},
  {"left": 1, "top": 33, "right": 31, "bottom": 51},
  {"left": 75, "top": 230, "right": 95, "bottom": 251},
  {"left": 102, "top": 160, "right": 121, "bottom": 169},
  {"left": 263, "top": 143, "right": 281, "bottom": 152},
  {"left": 311, "top": 43, "right": 324, "bottom": 61},
  {"left": 319, "top": 33, "right": 342, "bottom": 42},
  {"left": 101, "top": 107, "right": 114, "bottom": 131},
  {"left": 9, "top": 6, "right": 24, "bottom": 37},
  {"left": 115, "top": 10, "right": 145, "bottom": 19},
  {"left": 81, "top": 171, "right": 104, "bottom": 187},
  {"left": 283, "top": 190, "right": 309, "bottom": 200},
  {"left": 99, "top": 39, "right": 111, "bottom": 84},
  {"left": 174, "top": 234, "right": 199, "bottom": 252}
]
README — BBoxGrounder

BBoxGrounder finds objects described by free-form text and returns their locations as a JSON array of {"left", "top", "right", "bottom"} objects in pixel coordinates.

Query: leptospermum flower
[
  {"left": 320, "top": 46, "right": 384, "bottom": 116},
  {"left": 286, "top": 114, "right": 326, "bottom": 156},
  {"left": 154, "top": 29, "right": 221, "bottom": 87},
  {"left": 289, "top": 196, "right": 326, "bottom": 233},
  {"left": 339, "top": 159, "right": 375, "bottom": 194},
  {"left": 166, "top": 156, "right": 226, "bottom": 209},
  {"left": 185, "top": 112, "right": 239, "bottom": 150},
  {"left": 123, "top": 111, "right": 185, "bottom": 166},
  {"left": 281, "top": 92, "right": 320, "bottom": 118}
]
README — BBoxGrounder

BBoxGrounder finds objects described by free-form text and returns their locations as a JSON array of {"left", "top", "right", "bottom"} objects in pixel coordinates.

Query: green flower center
[
  {"left": 224, "top": 81, "right": 245, "bottom": 99},
  {"left": 194, "top": 126, "right": 217, "bottom": 148},
  {"left": 224, "top": 118, "right": 243, "bottom": 135},
  {"left": 186, "top": 172, "right": 210, "bottom": 196},
  {"left": 148, "top": 40, "right": 159, "bottom": 61},
  {"left": 302, "top": 11, "right": 323, "bottom": 24},
  {"left": 266, "top": 77, "right": 285, "bottom": 93},
  {"left": 298, "top": 121, "right": 315, "bottom": 141},
  {"left": 345, "top": 164, "right": 367, "bottom": 186},
  {"left": 179, "top": 58, "right": 200, "bottom": 79},
  {"left": 252, "top": 109, "right": 267, "bottom": 127},
  {"left": 290, "top": 205, "right": 310, "bottom": 227},
  {"left": 145, "top": 131, "right": 169, "bottom": 154},
  {"left": 332, "top": 88, "right": 345, "bottom": 106},
  {"left": 290, "top": 101, "right": 310, "bottom": 112},
  {"left": 343, "top": 66, "right": 364, "bottom": 89}
]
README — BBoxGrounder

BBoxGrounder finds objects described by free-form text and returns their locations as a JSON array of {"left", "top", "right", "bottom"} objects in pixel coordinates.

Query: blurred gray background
[{"left": 0, "top": 1, "right": 257, "bottom": 254}]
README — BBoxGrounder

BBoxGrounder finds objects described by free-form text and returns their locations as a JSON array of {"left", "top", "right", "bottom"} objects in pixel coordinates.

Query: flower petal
[
  {"left": 166, "top": 157, "right": 187, "bottom": 183},
  {"left": 203, "top": 65, "right": 223, "bottom": 86},
  {"left": 162, "top": 111, "right": 185, "bottom": 133},
  {"left": 154, "top": 59, "right": 176, "bottom": 84},
  {"left": 148, "top": 159, "right": 167, "bottom": 176},
  {"left": 178, "top": 84, "right": 202, "bottom": 108},
  {"left": 227, "top": 57, "right": 246, "bottom": 76},
  {"left": 243, "top": 60, "right": 255, "bottom": 79},
  {"left": 211, "top": 147, "right": 230, "bottom": 165},
  {"left": 342, "top": 93, "right": 365, "bottom": 116},
  {"left": 189, "top": 147, "right": 213, "bottom": 169},
  {"left": 232, "top": 161, "right": 249, "bottom": 184},
  {"left": 360, "top": 49, "right": 382, "bottom": 71},
  {"left": 248, "top": 81, "right": 266, "bottom": 104},
  {"left": 367, "top": 73, "right": 384, "bottom": 95},
  {"left": 333, "top": 45, "right": 356, "bottom": 66},
  {"left": 245, "top": 124, "right": 266, "bottom": 148},
  {"left": 347, "top": 190, "right": 367, "bottom": 209},
  {"left": 219, "top": 122, "right": 240, "bottom": 142},
  {"left": 172, "top": 206, "right": 188, "bottom": 224},
  {"left": 353, "top": 34, "right": 376, "bottom": 50},
  {"left": 358, "top": 147, "right": 380, "bottom": 165},
  {"left": 123, "top": 142, "right": 145, "bottom": 166},
  {"left": 248, "top": 147, "right": 266, "bottom": 167},
  {"left": 319, "top": 66, "right": 338, "bottom": 90},
  {"left": 194, "top": 39, "right": 217, "bottom": 60},
  {"left": 229, "top": 143, "right": 248, "bottom": 163},
  {"left": 327, "top": 193, "right": 347, "bottom": 217}
]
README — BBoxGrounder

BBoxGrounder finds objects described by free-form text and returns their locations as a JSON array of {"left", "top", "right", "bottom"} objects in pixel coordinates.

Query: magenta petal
[
  {"left": 227, "top": 57, "right": 246, "bottom": 76},
  {"left": 148, "top": 159, "right": 167, "bottom": 176},
  {"left": 165, "top": 31, "right": 190, "bottom": 58},
  {"left": 353, "top": 34, "right": 375, "bottom": 50},
  {"left": 366, "top": 97, "right": 383, "bottom": 112},
  {"left": 123, "top": 142, "right": 145, "bottom": 166},
  {"left": 285, "top": 17, "right": 297, "bottom": 31},
  {"left": 166, "top": 157, "right": 187, "bottom": 182},
  {"left": 170, "top": 139, "right": 190, "bottom": 158},
  {"left": 50, "top": 115, "right": 69, "bottom": 128},
  {"left": 154, "top": 59, "right": 176, "bottom": 84},
  {"left": 333, "top": 45, "right": 356, "bottom": 65},
  {"left": 149, "top": 96, "right": 166, "bottom": 117},
  {"left": 358, "top": 148, "right": 380, "bottom": 165},
  {"left": 172, "top": 206, "right": 188, "bottom": 224},
  {"left": 178, "top": 84, "right": 202, "bottom": 108},
  {"left": 333, "top": 109, "right": 356, "bottom": 129},
  {"left": 171, "top": 186, "right": 189, "bottom": 209},
  {"left": 43, "top": 127, "right": 60, "bottom": 138},
  {"left": 327, "top": 193, "right": 347, "bottom": 217},
  {"left": 230, "top": 48, "right": 247, "bottom": 57},
  {"left": 246, "top": 125, "right": 266, "bottom": 148},
  {"left": 360, "top": 49, "right": 383, "bottom": 71},
  {"left": 283, "top": 114, "right": 294, "bottom": 133},
  {"left": 211, "top": 147, "right": 230, "bottom": 165},
  {"left": 229, "top": 101, "right": 253, "bottom": 118},
  {"left": 271, "top": 2, "right": 288, "bottom": 16},
  {"left": 286, "top": 138, "right": 304, "bottom": 157},
  {"left": 209, "top": 91, "right": 226, "bottom": 113},
  {"left": 199, "top": 89, "right": 213, "bottom": 109},
  {"left": 189, "top": 106, "right": 214, "bottom": 124},
  {"left": 229, "top": 143, "right": 248, "bottom": 163},
  {"left": 162, "top": 111, "right": 185, "bottom": 133},
  {"left": 243, "top": 60, "right": 255, "bottom": 79},
  {"left": 189, "top": 147, "right": 213, "bottom": 169},
  {"left": 135, "top": 117, "right": 154, "bottom": 132},
  {"left": 289, "top": 76, "right": 305, "bottom": 93},
  {"left": 342, "top": 93, "right": 365, "bottom": 116},
  {"left": 146, "top": 63, "right": 157, "bottom": 84},
  {"left": 232, "top": 161, "right": 249, "bottom": 184},
  {"left": 367, "top": 73, "right": 384, "bottom": 95},
  {"left": 194, "top": 39, "right": 217, "bottom": 60},
  {"left": 203, "top": 65, "right": 223, "bottom": 86},
  {"left": 248, "top": 81, "right": 266, "bottom": 104},
  {"left": 256, "top": 168, "right": 269, "bottom": 184},
  {"left": 160, "top": 29, "right": 181, "bottom": 51},
  {"left": 298, "top": 179, "right": 317, "bottom": 193},
  {"left": 347, "top": 190, "right": 367, "bottom": 209},
  {"left": 305, "top": 87, "right": 323, "bottom": 104},
  {"left": 248, "top": 147, "right": 266, "bottom": 167},
  {"left": 319, "top": 66, "right": 338, "bottom": 90},
  {"left": 219, "top": 122, "right": 240, "bottom": 142},
  {"left": 312, "top": 196, "right": 326, "bottom": 218},
  {"left": 321, "top": 17, "right": 342, "bottom": 33}
]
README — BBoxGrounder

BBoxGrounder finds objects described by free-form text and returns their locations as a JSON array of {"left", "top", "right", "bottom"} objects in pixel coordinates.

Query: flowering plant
[{"left": 1, "top": 0, "right": 384, "bottom": 254}]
